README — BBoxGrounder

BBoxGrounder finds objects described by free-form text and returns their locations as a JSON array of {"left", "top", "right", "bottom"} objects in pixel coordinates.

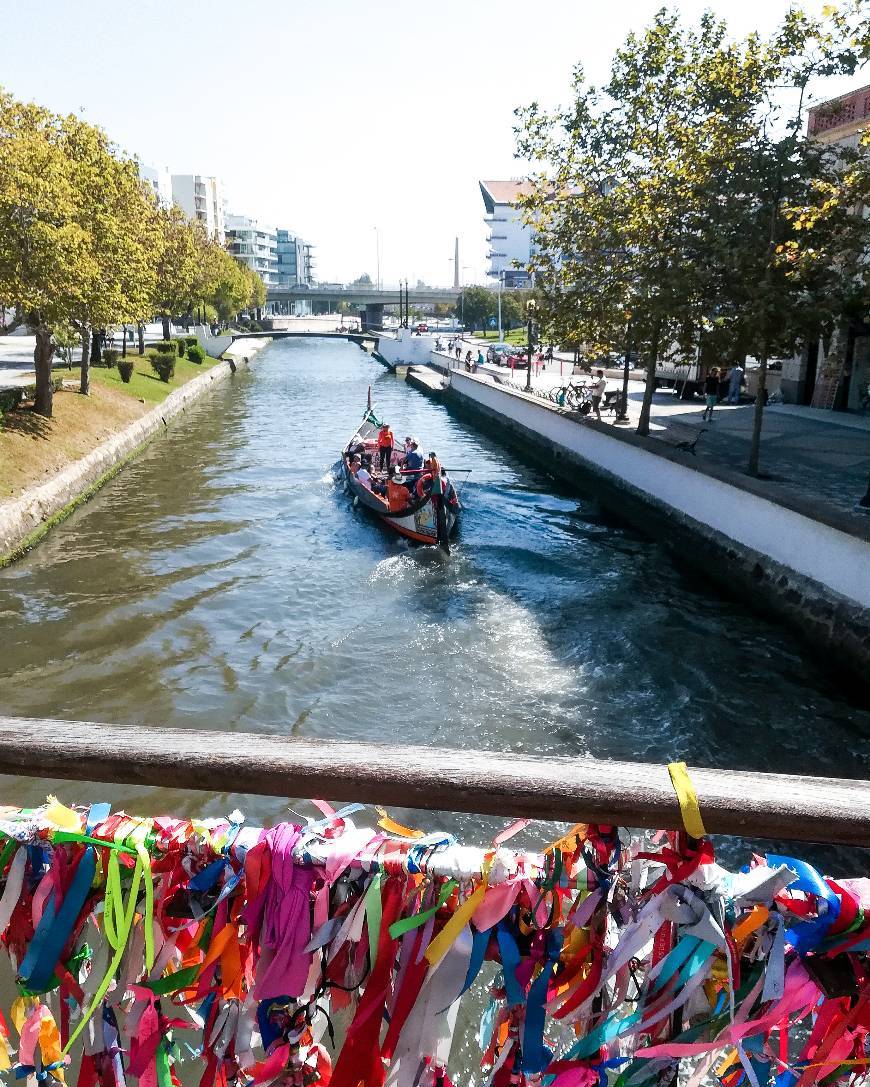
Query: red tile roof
[{"left": 479, "top": 180, "right": 535, "bottom": 211}]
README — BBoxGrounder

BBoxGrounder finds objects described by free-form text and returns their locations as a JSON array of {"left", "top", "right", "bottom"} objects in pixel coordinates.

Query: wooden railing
[{"left": 0, "top": 716, "right": 865, "bottom": 846}]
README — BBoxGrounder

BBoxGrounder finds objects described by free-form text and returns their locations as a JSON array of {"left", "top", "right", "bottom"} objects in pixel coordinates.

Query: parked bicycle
[{"left": 548, "top": 381, "right": 593, "bottom": 413}]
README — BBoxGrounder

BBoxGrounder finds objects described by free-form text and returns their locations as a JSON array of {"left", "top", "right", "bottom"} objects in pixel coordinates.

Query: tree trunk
[
  {"left": 80, "top": 328, "right": 91, "bottom": 396},
  {"left": 747, "top": 347, "right": 768, "bottom": 477},
  {"left": 91, "top": 329, "right": 102, "bottom": 365},
  {"left": 636, "top": 323, "right": 661, "bottom": 437},
  {"left": 138, "top": 323, "right": 145, "bottom": 356},
  {"left": 162, "top": 314, "right": 170, "bottom": 340},
  {"left": 33, "top": 325, "right": 55, "bottom": 418},
  {"left": 121, "top": 325, "right": 127, "bottom": 359}
]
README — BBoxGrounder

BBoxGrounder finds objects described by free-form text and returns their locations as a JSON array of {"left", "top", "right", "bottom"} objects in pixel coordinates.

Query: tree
[
  {"left": 517, "top": 5, "right": 870, "bottom": 461},
  {"left": 152, "top": 204, "right": 200, "bottom": 340},
  {"left": 0, "top": 91, "right": 100, "bottom": 416},
  {"left": 352, "top": 273, "right": 373, "bottom": 286},
  {"left": 517, "top": 12, "right": 782, "bottom": 436},
  {"left": 57, "top": 123, "right": 161, "bottom": 395},
  {"left": 455, "top": 286, "right": 496, "bottom": 331}
]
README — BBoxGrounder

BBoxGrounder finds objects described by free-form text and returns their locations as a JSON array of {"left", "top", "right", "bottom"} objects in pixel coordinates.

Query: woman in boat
[{"left": 377, "top": 423, "right": 394, "bottom": 472}]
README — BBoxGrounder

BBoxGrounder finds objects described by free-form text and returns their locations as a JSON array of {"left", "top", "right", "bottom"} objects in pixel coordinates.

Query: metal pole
[
  {"left": 498, "top": 271, "right": 503, "bottom": 341},
  {"left": 374, "top": 228, "right": 380, "bottom": 292},
  {"left": 525, "top": 315, "right": 533, "bottom": 392},
  {"left": 616, "top": 318, "right": 633, "bottom": 424}
]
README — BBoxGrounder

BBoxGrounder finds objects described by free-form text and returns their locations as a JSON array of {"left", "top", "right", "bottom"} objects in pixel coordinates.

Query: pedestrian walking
[
  {"left": 727, "top": 362, "right": 744, "bottom": 404},
  {"left": 702, "top": 368, "right": 719, "bottom": 421},
  {"left": 591, "top": 369, "right": 607, "bottom": 422}
]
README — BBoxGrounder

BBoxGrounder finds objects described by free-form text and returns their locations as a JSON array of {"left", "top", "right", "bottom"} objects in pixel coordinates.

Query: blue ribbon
[
  {"left": 18, "top": 845, "right": 96, "bottom": 992},
  {"left": 766, "top": 855, "right": 840, "bottom": 954},
  {"left": 496, "top": 923, "right": 525, "bottom": 1007},
  {"left": 521, "top": 928, "right": 564, "bottom": 1074}
]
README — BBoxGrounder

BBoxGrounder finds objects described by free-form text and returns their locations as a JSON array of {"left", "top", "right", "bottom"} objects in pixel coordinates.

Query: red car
[
  {"left": 506, "top": 350, "right": 529, "bottom": 368},
  {"left": 416, "top": 323, "right": 429, "bottom": 333}
]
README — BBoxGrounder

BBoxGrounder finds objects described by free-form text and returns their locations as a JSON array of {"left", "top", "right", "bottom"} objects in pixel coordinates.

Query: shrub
[
  {"left": 184, "top": 335, "right": 199, "bottom": 349},
  {"left": 150, "top": 351, "right": 176, "bottom": 383},
  {"left": 173, "top": 338, "right": 186, "bottom": 358},
  {"left": 103, "top": 348, "right": 119, "bottom": 369},
  {"left": 118, "top": 359, "right": 135, "bottom": 383},
  {"left": 151, "top": 340, "right": 174, "bottom": 354},
  {"left": 248, "top": 320, "right": 262, "bottom": 332},
  {"left": 186, "top": 343, "right": 206, "bottom": 364}
]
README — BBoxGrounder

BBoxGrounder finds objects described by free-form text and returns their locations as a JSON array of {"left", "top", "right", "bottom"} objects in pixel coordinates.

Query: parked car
[
  {"left": 487, "top": 342, "right": 515, "bottom": 364},
  {"left": 416, "top": 323, "right": 429, "bottom": 333}
]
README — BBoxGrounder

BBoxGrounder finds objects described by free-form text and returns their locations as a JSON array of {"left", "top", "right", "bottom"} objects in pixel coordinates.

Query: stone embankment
[
  {"left": 0, "top": 337, "right": 271, "bottom": 566},
  {"left": 440, "top": 368, "right": 870, "bottom": 681}
]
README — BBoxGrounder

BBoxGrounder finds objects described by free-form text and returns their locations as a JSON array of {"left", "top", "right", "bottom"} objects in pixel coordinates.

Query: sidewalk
[{"left": 448, "top": 340, "right": 870, "bottom": 520}]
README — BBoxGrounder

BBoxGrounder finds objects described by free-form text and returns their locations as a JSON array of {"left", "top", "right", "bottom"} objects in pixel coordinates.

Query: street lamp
[
  {"left": 525, "top": 299, "right": 537, "bottom": 392},
  {"left": 497, "top": 270, "right": 505, "bottom": 341},
  {"left": 373, "top": 227, "right": 381, "bottom": 292},
  {"left": 615, "top": 313, "right": 633, "bottom": 425}
]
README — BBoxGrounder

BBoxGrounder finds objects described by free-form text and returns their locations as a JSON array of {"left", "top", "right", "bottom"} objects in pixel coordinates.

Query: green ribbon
[{"left": 389, "top": 880, "right": 457, "bottom": 940}]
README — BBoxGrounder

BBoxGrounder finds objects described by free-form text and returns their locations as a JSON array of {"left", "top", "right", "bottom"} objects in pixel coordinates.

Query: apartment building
[
  {"left": 479, "top": 180, "right": 535, "bottom": 287},
  {"left": 276, "top": 230, "right": 315, "bottom": 287},
  {"left": 226, "top": 214, "right": 279, "bottom": 289},
  {"left": 171, "top": 174, "right": 226, "bottom": 243},
  {"left": 137, "top": 163, "right": 172, "bottom": 207}
]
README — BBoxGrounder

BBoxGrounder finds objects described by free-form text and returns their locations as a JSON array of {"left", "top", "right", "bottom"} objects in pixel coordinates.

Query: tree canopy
[
  {"left": 516, "top": 4, "right": 870, "bottom": 469},
  {"left": 0, "top": 86, "right": 266, "bottom": 416}
]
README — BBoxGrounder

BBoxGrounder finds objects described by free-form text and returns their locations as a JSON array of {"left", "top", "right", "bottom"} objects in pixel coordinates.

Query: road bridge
[{"left": 266, "top": 284, "right": 461, "bottom": 328}]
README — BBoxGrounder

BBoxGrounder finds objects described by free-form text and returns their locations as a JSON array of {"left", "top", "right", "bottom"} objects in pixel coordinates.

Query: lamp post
[
  {"left": 497, "top": 270, "right": 504, "bottom": 342},
  {"left": 615, "top": 314, "right": 633, "bottom": 425},
  {"left": 525, "top": 299, "right": 537, "bottom": 393},
  {"left": 373, "top": 227, "right": 381, "bottom": 292}
]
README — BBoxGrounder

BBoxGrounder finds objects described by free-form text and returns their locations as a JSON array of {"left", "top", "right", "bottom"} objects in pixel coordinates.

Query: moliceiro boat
[{"left": 342, "top": 399, "right": 461, "bottom": 552}]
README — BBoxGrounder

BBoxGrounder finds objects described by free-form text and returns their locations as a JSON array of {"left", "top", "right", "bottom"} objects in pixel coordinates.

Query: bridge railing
[{"left": 0, "top": 715, "right": 865, "bottom": 846}]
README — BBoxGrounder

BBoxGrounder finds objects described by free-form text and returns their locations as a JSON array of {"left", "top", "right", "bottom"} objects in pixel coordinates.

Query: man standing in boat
[{"left": 377, "top": 423, "right": 394, "bottom": 473}]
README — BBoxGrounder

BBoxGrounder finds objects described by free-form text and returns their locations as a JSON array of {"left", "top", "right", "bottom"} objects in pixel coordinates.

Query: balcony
[{"left": 484, "top": 215, "right": 507, "bottom": 223}]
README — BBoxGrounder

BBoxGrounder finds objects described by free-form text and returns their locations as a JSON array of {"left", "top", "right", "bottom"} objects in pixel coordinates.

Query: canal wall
[
  {"left": 0, "top": 340, "right": 271, "bottom": 566},
  {"left": 444, "top": 370, "right": 870, "bottom": 678}
]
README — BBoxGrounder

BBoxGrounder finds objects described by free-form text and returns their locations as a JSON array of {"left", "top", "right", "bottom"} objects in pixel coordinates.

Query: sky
[{"left": 1, "top": 0, "right": 864, "bottom": 287}]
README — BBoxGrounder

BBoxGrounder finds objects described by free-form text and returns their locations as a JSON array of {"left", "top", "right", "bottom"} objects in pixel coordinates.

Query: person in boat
[
  {"left": 400, "top": 440, "right": 423, "bottom": 494},
  {"left": 377, "top": 423, "right": 394, "bottom": 472},
  {"left": 423, "top": 452, "right": 444, "bottom": 502},
  {"left": 350, "top": 455, "right": 373, "bottom": 491},
  {"left": 403, "top": 436, "right": 413, "bottom": 456},
  {"left": 401, "top": 439, "right": 423, "bottom": 473},
  {"left": 441, "top": 467, "right": 457, "bottom": 506},
  {"left": 387, "top": 467, "right": 409, "bottom": 512}
]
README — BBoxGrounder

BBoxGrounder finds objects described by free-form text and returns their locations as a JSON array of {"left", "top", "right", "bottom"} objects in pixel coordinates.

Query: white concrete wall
[
  {"left": 450, "top": 371, "right": 870, "bottom": 609},
  {"left": 378, "top": 329, "right": 437, "bottom": 366}
]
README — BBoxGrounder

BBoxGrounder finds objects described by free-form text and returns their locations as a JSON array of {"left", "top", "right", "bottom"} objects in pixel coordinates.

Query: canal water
[
  {"left": 0, "top": 338, "right": 867, "bottom": 1079},
  {"left": 0, "top": 337, "right": 867, "bottom": 840}
]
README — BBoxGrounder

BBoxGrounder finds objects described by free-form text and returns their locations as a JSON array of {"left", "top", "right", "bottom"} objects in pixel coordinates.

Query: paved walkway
[{"left": 449, "top": 338, "right": 870, "bottom": 520}]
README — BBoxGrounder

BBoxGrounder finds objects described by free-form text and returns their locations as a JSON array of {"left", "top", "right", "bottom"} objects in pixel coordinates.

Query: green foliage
[
  {"left": 184, "top": 335, "right": 199, "bottom": 349},
  {"left": 173, "top": 337, "right": 186, "bottom": 357},
  {"left": 515, "top": 4, "right": 870, "bottom": 455},
  {"left": 150, "top": 351, "right": 176, "bottom": 383},
  {"left": 102, "top": 348, "right": 119, "bottom": 369},
  {"left": 151, "top": 340, "right": 174, "bottom": 354},
  {"left": 186, "top": 343, "right": 205, "bottom": 364},
  {"left": 456, "top": 286, "right": 496, "bottom": 330},
  {"left": 117, "top": 359, "right": 134, "bottom": 383}
]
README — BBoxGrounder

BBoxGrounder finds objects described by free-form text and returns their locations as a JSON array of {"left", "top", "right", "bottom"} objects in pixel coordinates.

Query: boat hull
[{"left": 341, "top": 462, "right": 459, "bottom": 548}]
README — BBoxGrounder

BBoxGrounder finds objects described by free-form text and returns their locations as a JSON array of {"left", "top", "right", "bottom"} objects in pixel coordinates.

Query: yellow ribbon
[{"left": 667, "top": 761, "right": 707, "bottom": 839}]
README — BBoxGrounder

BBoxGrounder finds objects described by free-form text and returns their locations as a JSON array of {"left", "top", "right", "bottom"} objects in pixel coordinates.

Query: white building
[
  {"left": 479, "top": 180, "right": 535, "bottom": 287},
  {"left": 226, "top": 214, "right": 278, "bottom": 288},
  {"left": 138, "top": 163, "right": 172, "bottom": 207},
  {"left": 171, "top": 174, "right": 226, "bottom": 243}
]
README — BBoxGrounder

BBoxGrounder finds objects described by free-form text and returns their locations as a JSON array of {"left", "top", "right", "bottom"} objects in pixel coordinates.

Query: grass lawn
[
  {"left": 0, "top": 351, "right": 224, "bottom": 498},
  {"left": 78, "top": 351, "right": 222, "bottom": 404},
  {"left": 471, "top": 328, "right": 529, "bottom": 344}
]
